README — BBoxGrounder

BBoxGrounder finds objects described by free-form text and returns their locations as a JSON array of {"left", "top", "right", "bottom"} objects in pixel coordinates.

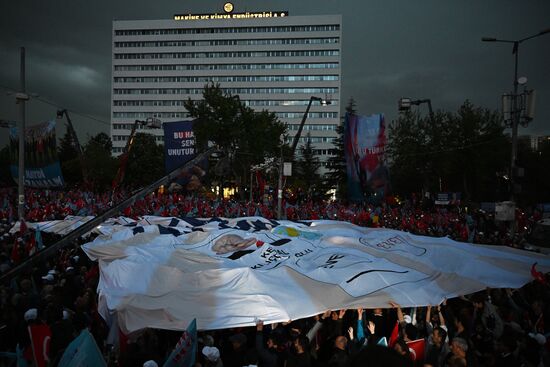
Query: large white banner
[{"left": 81, "top": 216, "right": 550, "bottom": 333}]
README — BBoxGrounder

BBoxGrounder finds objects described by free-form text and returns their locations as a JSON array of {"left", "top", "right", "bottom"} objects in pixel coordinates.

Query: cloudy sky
[{"left": 1, "top": 0, "right": 549, "bottom": 146}]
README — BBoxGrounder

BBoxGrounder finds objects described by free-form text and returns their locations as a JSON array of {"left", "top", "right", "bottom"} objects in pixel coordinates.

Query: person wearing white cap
[
  {"left": 202, "top": 346, "right": 223, "bottom": 367},
  {"left": 24, "top": 308, "right": 38, "bottom": 322}
]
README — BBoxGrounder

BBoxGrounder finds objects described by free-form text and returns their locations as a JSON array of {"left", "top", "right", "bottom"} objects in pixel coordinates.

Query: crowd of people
[{"left": 0, "top": 187, "right": 549, "bottom": 366}]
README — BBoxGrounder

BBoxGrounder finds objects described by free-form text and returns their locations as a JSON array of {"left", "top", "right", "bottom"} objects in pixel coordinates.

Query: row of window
[
  {"left": 113, "top": 87, "right": 338, "bottom": 95},
  {"left": 114, "top": 100, "right": 186, "bottom": 107},
  {"left": 114, "top": 63, "right": 339, "bottom": 71},
  {"left": 112, "top": 111, "right": 338, "bottom": 119},
  {"left": 112, "top": 99, "right": 339, "bottom": 107},
  {"left": 245, "top": 99, "right": 339, "bottom": 107},
  {"left": 111, "top": 135, "right": 336, "bottom": 152},
  {"left": 276, "top": 112, "right": 337, "bottom": 119},
  {"left": 112, "top": 135, "right": 165, "bottom": 142},
  {"left": 113, "top": 145, "right": 335, "bottom": 160},
  {"left": 114, "top": 37, "right": 339, "bottom": 48},
  {"left": 114, "top": 50, "right": 339, "bottom": 59},
  {"left": 313, "top": 149, "right": 337, "bottom": 155},
  {"left": 287, "top": 124, "right": 337, "bottom": 131},
  {"left": 114, "top": 75, "right": 339, "bottom": 83},
  {"left": 287, "top": 136, "right": 336, "bottom": 144},
  {"left": 112, "top": 112, "right": 191, "bottom": 119},
  {"left": 114, "top": 25, "right": 340, "bottom": 36}
]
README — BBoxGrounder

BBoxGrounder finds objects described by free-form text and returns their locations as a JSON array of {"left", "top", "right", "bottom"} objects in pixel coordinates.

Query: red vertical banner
[{"left": 28, "top": 324, "right": 52, "bottom": 367}]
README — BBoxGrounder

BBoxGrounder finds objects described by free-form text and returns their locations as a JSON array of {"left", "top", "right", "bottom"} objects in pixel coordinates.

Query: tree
[
  {"left": 295, "top": 133, "right": 322, "bottom": 198},
  {"left": 387, "top": 100, "right": 508, "bottom": 201},
  {"left": 325, "top": 97, "right": 357, "bottom": 200},
  {"left": 57, "top": 129, "right": 82, "bottom": 184},
  {"left": 184, "top": 83, "right": 287, "bottom": 194},
  {"left": 83, "top": 132, "right": 117, "bottom": 189},
  {"left": 516, "top": 137, "right": 550, "bottom": 204},
  {"left": 123, "top": 133, "right": 165, "bottom": 188}
]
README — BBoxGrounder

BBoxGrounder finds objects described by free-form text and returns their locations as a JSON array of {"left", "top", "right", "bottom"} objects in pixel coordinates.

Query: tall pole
[
  {"left": 510, "top": 41, "right": 519, "bottom": 201},
  {"left": 290, "top": 96, "right": 322, "bottom": 156},
  {"left": 277, "top": 135, "right": 283, "bottom": 219},
  {"left": 482, "top": 28, "right": 550, "bottom": 200},
  {"left": 250, "top": 169, "right": 253, "bottom": 202},
  {"left": 17, "top": 47, "right": 26, "bottom": 221}
]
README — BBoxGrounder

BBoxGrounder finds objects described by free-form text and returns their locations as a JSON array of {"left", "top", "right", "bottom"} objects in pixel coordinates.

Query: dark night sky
[{"left": 1, "top": 0, "right": 549, "bottom": 145}]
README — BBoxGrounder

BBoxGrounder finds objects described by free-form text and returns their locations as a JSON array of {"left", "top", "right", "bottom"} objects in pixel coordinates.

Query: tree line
[{"left": 0, "top": 84, "right": 549, "bottom": 205}]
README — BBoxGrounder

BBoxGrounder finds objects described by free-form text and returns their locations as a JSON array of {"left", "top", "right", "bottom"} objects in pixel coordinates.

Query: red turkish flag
[
  {"left": 28, "top": 324, "right": 52, "bottom": 367},
  {"left": 406, "top": 338, "right": 426, "bottom": 362},
  {"left": 531, "top": 263, "right": 547, "bottom": 285},
  {"left": 388, "top": 321, "right": 399, "bottom": 347}
]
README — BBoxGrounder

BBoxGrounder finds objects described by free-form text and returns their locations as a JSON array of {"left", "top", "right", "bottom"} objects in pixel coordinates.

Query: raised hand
[{"left": 367, "top": 321, "right": 375, "bottom": 335}]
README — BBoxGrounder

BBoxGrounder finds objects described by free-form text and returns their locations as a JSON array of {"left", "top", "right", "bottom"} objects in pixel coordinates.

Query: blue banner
[
  {"left": 57, "top": 329, "right": 106, "bottom": 367},
  {"left": 164, "top": 120, "right": 196, "bottom": 173},
  {"left": 344, "top": 113, "right": 390, "bottom": 202},
  {"left": 10, "top": 120, "right": 64, "bottom": 188},
  {"left": 163, "top": 319, "right": 197, "bottom": 367}
]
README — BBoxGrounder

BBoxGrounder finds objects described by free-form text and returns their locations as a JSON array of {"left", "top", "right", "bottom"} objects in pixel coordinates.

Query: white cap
[
  {"left": 403, "top": 315, "right": 412, "bottom": 324},
  {"left": 24, "top": 308, "right": 38, "bottom": 321},
  {"left": 63, "top": 310, "right": 70, "bottom": 320},
  {"left": 42, "top": 274, "right": 54, "bottom": 282},
  {"left": 143, "top": 361, "right": 158, "bottom": 367},
  {"left": 528, "top": 333, "right": 546, "bottom": 345},
  {"left": 48, "top": 269, "right": 57, "bottom": 275},
  {"left": 202, "top": 346, "right": 220, "bottom": 362}
]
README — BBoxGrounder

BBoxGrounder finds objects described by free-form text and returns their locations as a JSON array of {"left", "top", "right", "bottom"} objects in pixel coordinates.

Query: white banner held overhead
[{"left": 81, "top": 216, "right": 550, "bottom": 333}]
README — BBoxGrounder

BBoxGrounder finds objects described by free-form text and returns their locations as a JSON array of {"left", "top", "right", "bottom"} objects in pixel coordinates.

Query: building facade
[{"left": 111, "top": 7, "right": 342, "bottom": 172}]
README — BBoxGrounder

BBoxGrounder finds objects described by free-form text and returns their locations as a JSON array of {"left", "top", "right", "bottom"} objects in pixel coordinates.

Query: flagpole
[{"left": 17, "top": 47, "right": 27, "bottom": 221}]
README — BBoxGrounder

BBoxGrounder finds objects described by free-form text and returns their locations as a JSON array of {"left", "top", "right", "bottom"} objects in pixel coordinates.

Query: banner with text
[
  {"left": 164, "top": 120, "right": 196, "bottom": 173},
  {"left": 82, "top": 216, "right": 549, "bottom": 333},
  {"left": 344, "top": 113, "right": 389, "bottom": 202},
  {"left": 10, "top": 120, "right": 64, "bottom": 188}
]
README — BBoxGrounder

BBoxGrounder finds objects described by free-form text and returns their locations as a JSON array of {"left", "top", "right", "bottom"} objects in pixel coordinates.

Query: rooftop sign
[{"left": 174, "top": 3, "right": 288, "bottom": 21}]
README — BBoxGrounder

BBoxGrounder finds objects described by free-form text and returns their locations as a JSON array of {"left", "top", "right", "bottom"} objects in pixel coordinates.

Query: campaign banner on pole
[
  {"left": 344, "top": 113, "right": 389, "bottom": 202},
  {"left": 58, "top": 329, "right": 106, "bottom": 367},
  {"left": 81, "top": 216, "right": 550, "bottom": 333},
  {"left": 163, "top": 121, "right": 196, "bottom": 173},
  {"left": 10, "top": 120, "right": 64, "bottom": 188},
  {"left": 163, "top": 319, "right": 197, "bottom": 367}
]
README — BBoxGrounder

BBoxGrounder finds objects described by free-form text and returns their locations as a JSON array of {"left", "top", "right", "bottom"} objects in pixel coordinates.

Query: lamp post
[
  {"left": 16, "top": 47, "right": 28, "bottom": 221},
  {"left": 482, "top": 27, "right": 550, "bottom": 199},
  {"left": 277, "top": 134, "right": 284, "bottom": 219},
  {"left": 277, "top": 96, "right": 331, "bottom": 219},
  {"left": 398, "top": 98, "right": 434, "bottom": 124},
  {"left": 398, "top": 97, "right": 440, "bottom": 191}
]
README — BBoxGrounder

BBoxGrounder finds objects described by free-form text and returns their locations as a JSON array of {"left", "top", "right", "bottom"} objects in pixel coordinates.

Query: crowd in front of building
[{"left": 0, "top": 187, "right": 549, "bottom": 366}]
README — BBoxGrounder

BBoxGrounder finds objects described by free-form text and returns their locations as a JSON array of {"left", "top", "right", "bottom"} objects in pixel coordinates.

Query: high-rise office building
[{"left": 111, "top": 5, "right": 341, "bottom": 172}]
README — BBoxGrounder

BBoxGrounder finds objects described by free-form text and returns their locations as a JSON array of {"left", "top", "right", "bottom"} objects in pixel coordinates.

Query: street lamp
[
  {"left": 482, "top": 27, "right": 550, "bottom": 199},
  {"left": 111, "top": 117, "right": 163, "bottom": 198},
  {"left": 277, "top": 96, "right": 331, "bottom": 219},
  {"left": 290, "top": 96, "right": 331, "bottom": 156},
  {"left": 398, "top": 98, "right": 434, "bottom": 123}
]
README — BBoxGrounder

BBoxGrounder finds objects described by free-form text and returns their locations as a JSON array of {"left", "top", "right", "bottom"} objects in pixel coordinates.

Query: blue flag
[
  {"left": 163, "top": 319, "right": 197, "bottom": 367},
  {"left": 35, "top": 226, "right": 44, "bottom": 251},
  {"left": 58, "top": 329, "right": 106, "bottom": 367}
]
